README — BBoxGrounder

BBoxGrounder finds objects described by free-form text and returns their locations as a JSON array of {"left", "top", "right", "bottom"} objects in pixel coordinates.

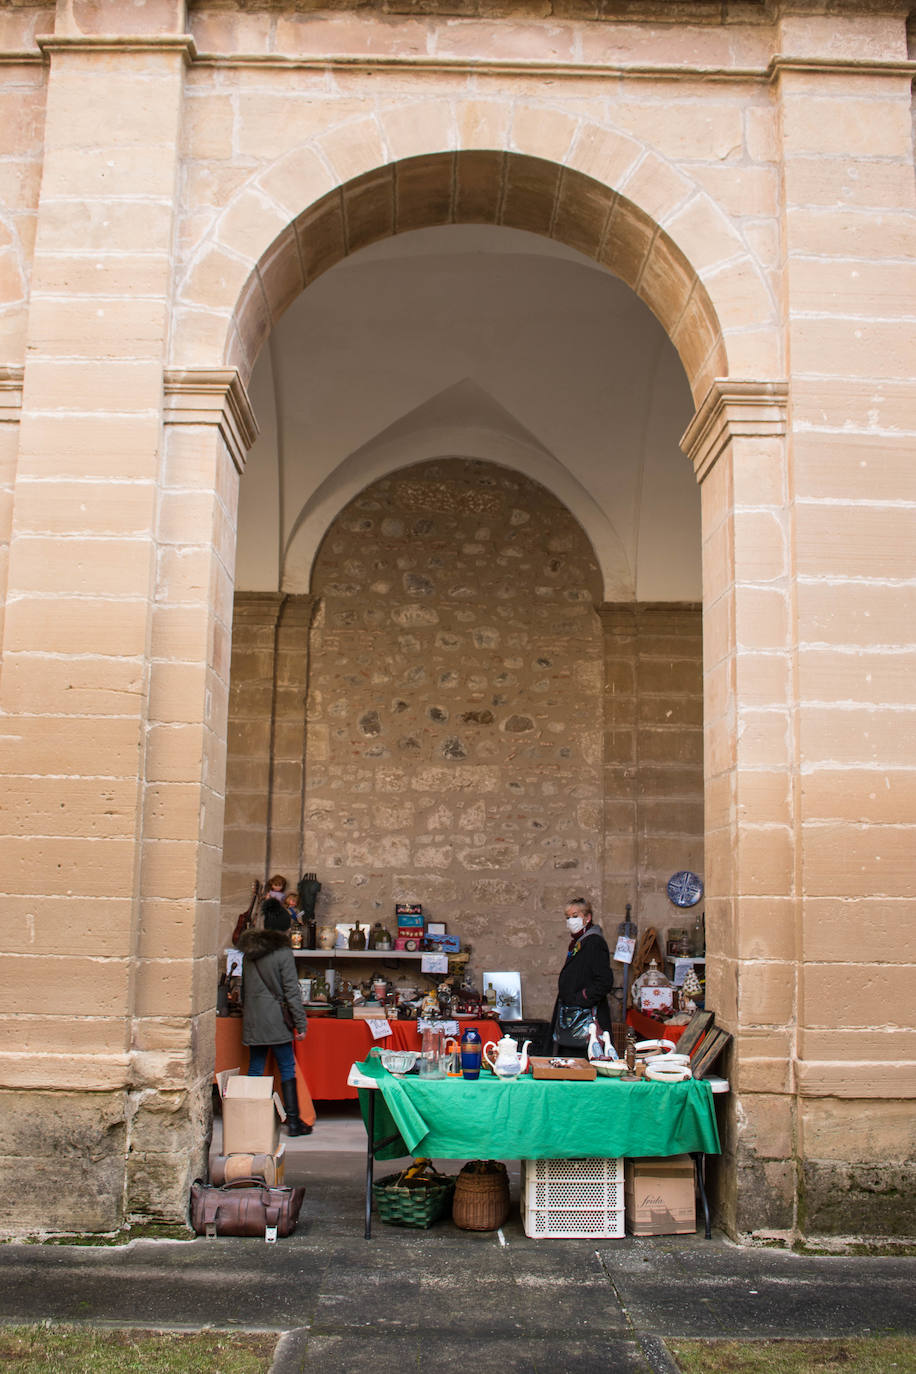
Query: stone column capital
[
  {"left": 163, "top": 368, "right": 259, "bottom": 474},
  {"left": 596, "top": 602, "right": 637, "bottom": 638},
  {"left": 680, "top": 378, "right": 788, "bottom": 484},
  {"left": 277, "top": 593, "right": 320, "bottom": 630},
  {"left": 38, "top": 36, "right": 197, "bottom": 62}
]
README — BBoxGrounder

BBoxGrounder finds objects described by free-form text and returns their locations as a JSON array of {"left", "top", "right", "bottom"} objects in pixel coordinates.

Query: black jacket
[
  {"left": 553, "top": 925, "right": 615, "bottom": 1033},
  {"left": 237, "top": 927, "right": 308, "bottom": 1044}
]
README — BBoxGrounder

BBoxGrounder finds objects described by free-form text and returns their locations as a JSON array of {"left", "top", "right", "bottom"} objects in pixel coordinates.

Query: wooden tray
[{"left": 529, "top": 1057, "right": 597, "bottom": 1081}]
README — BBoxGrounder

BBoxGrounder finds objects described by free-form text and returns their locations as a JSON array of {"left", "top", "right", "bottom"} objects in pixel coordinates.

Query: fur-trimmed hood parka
[{"left": 237, "top": 926, "right": 307, "bottom": 1045}]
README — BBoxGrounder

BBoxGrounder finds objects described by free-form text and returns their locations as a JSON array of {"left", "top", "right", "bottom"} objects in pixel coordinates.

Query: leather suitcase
[{"left": 189, "top": 1178, "right": 305, "bottom": 1241}]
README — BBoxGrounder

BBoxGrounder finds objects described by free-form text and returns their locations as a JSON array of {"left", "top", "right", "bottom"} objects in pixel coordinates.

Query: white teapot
[{"left": 483, "top": 1034, "right": 532, "bottom": 1079}]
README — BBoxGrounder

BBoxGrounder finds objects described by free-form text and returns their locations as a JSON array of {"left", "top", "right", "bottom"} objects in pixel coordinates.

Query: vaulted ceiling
[{"left": 235, "top": 223, "right": 700, "bottom": 603}]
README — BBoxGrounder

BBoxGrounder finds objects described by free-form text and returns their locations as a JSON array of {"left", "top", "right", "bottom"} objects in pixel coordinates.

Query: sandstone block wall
[{"left": 0, "top": 0, "right": 912, "bottom": 1240}]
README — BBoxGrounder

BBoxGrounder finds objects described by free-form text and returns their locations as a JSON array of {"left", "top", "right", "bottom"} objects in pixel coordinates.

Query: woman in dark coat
[
  {"left": 551, "top": 896, "right": 616, "bottom": 1053},
  {"left": 237, "top": 899, "right": 311, "bottom": 1136}
]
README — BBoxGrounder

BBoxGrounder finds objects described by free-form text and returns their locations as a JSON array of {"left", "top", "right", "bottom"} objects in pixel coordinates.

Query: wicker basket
[
  {"left": 373, "top": 1160, "right": 456, "bottom": 1229},
  {"left": 452, "top": 1160, "right": 511, "bottom": 1231}
]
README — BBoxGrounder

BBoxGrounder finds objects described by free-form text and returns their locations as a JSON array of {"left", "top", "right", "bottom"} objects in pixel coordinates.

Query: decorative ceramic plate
[{"left": 666, "top": 870, "right": 704, "bottom": 908}]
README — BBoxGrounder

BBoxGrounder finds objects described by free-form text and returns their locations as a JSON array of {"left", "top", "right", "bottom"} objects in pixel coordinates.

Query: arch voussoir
[{"left": 172, "top": 100, "right": 780, "bottom": 402}]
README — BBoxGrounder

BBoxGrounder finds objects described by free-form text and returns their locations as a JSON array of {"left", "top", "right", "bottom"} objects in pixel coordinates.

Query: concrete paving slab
[
  {"left": 298, "top": 1330, "right": 653, "bottom": 1373},
  {"left": 604, "top": 1240, "right": 916, "bottom": 1339},
  {"left": 0, "top": 1145, "right": 913, "bottom": 1371}
]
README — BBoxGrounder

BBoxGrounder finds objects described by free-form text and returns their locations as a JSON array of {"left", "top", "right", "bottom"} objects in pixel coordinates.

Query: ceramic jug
[{"left": 482, "top": 1034, "right": 532, "bottom": 1079}]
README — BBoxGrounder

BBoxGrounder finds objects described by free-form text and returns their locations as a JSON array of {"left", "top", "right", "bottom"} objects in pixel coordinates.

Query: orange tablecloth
[
  {"left": 213, "top": 1017, "right": 316, "bottom": 1126},
  {"left": 626, "top": 1008, "right": 686, "bottom": 1045},
  {"left": 294, "top": 1016, "right": 501, "bottom": 1099}
]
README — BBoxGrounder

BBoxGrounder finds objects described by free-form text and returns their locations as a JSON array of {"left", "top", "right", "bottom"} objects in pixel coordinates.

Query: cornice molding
[
  {"left": 10, "top": 35, "right": 913, "bottom": 82},
  {"left": 187, "top": 50, "right": 916, "bottom": 83},
  {"left": 768, "top": 55, "right": 916, "bottom": 82},
  {"left": 680, "top": 379, "right": 788, "bottom": 484},
  {"left": 163, "top": 368, "right": 258, "bottom": 474},
  {"left": 0, "top": 365, "right": 24, "bottom": 424}
]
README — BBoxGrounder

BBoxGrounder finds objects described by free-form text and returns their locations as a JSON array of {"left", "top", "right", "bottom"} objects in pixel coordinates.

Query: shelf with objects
[
  {"left": 293, "top": 949, "right": 426, "bottom": 960},
  {"left": 217, "top": 893, "right": 502, "bottom": 1101}
]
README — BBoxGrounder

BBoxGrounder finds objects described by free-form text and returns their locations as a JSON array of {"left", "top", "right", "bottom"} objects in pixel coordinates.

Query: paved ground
[{"left": 1, "top": 1119, "right": 913, "bottom": 1373}]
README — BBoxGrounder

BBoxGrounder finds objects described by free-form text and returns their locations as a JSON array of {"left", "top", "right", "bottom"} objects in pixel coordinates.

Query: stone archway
[
  {"left": 168, "top": 138, "right": 793, "bottom": 1240},
  {"left": 225, "top": 152, "right": 729, "bottom": 405}
]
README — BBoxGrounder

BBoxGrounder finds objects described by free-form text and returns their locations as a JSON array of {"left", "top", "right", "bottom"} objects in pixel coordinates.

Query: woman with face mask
[{"left": 551, "top": 897, "right": 616, "bottom": 1055}]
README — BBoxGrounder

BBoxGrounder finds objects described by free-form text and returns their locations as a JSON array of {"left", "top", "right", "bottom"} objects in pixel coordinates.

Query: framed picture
[
  {"left": 676, "top": 1009, "right": 714, "bottom": 1058},
  {"left": 483, "top": 971, "right": 522, "bottom": 1021},
  {"left": 691, "top": 1027, "right": 732, "bottom": 1080}
]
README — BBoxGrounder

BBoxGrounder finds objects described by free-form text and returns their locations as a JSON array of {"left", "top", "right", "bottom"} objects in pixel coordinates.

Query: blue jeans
[{"left": 247, "top": 1042, "right": 296, "bottom": 1082}]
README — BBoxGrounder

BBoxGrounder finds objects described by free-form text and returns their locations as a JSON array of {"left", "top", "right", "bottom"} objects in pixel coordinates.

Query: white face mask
[{"left": 566, "top": 915, "right": 585, "bottom": 935}]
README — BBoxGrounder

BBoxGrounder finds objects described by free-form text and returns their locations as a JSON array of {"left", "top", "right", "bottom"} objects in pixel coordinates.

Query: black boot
[{"left": 281, "top": 1078, "right": 312, "bottom": 1137}]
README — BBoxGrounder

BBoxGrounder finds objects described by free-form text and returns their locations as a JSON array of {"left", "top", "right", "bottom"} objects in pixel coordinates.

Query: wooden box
[{"left": 529, "top": 1057, "right": 597, "bottom": 1081}]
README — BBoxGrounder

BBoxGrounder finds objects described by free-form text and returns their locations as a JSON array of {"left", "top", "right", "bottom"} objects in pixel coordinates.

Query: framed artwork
[
  {"left": 483, "top": 971, "right": 523, "bottom": 1021},
  {"left": 676, "top": 1009, "right": 715, "bottom": 1058},
  {"left": 691, "top": 1027, "right": 732, "bottom": 1080}
]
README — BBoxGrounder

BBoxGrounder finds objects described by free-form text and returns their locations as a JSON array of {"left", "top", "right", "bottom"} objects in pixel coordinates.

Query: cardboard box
[
  {"left": 639, "top": 985, "right": 674, "bottom": 1017},
  {"left": 217, "top": 1069, "right": 286, "bottom": 1155},
  {"left": 625, "top": 1155, "right": 696, "bottom": 1235},
  {"left": 425, "top": 934, "right": 460, "bottom": 953}
]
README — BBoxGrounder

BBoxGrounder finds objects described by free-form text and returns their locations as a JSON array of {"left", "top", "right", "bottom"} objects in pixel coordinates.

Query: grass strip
[
  {"left": 0, "top": 1324, "right": 277, "bottom": 1372},
  {"left": 668, "top": 1335, "right": 916, "bottom": 1373}
]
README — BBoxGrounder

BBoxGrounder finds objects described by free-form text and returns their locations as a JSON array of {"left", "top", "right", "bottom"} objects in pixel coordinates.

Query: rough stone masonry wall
[{"left": 306, "top": 458, "right": 606, "bottom": 1020}]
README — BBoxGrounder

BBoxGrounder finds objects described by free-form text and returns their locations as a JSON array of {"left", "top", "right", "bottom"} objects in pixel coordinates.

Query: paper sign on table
[
  {"left": 367, "top": 1019, "right": 392, "bottom": 1039},
  {"left": 613, "top": 935, "right": 635, "bottom": 964},
  {"left": 421, "top": 953, "right": 448, "bottom": 974},
  {"left": 418, "top": 1018, "right": 458, "bottom": 1037}
]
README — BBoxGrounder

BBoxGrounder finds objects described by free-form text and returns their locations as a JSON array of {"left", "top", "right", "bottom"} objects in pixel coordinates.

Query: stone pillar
[
  {"left": 598, "top": 603, "right": 704, "bottom": 998},
  {"left": 220, "top": 591, "right": 317, "bottom": 938},
  {"left": 0, "top": 2, "right": 201, "bottom": 1230},
  {"left": 682, "top": 381, "right": 794, "bottom": 1238},
  {"left": 774, "top": 15, "right": 916, "bottom": 1237},
  {"left": 267, "top": 595, "right": 319, "bottom": 884},
  {"left": 0, "top": 367, "right": 22, "bottom": 651},
  {"left": 221, "top": 593, "right": 282, "bottom": 921},
  {"left": 597, "top": 605, "right": 638, "bottom": 931},
  {"left": 631, "top": 605, "right": 704, "bottom": 937}
]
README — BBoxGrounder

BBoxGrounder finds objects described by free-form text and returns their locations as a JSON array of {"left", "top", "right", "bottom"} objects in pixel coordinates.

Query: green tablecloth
[{"left": 357, "top": 1059, "right": 721, "bottom": 1161}]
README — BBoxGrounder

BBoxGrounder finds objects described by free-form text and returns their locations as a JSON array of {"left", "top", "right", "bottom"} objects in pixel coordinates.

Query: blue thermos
[{"left": 460, "top": 1027, "right": 482, "bottom": 1080}]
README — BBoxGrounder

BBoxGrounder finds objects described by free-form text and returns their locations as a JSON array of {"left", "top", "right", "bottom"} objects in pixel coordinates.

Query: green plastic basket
[{"left": 373, "top": 1163, "right": 456, "bottom": 1229}]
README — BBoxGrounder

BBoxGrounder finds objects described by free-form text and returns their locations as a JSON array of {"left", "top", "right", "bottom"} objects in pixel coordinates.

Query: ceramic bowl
[
  {"left": 379, "top": 1049, "right": 419, "bottom": 1075},
  {"left": 593, "top": 1059, "right": 627, "bottom": 1077}
]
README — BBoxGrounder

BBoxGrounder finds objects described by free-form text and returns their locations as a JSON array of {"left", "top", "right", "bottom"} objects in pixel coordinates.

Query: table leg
[
  {"left": 362, "top": 1088, "right": 405, "bottom": 1241},
  {"left": 692, "top": 1152, "right": 711, "bottom": 1239},
  {"left": 365, "top": 1091, "right": 375, "bottom": 1240}
]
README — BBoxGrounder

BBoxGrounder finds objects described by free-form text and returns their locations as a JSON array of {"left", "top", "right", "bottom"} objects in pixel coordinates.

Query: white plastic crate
[{"left": 521, "top": 1157, "right": 625, "bottom": 1239}]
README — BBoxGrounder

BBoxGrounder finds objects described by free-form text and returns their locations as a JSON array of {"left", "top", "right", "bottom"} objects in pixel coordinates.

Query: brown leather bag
[{"left": 189, "top": 1178, "right": 305, "bottom": 1240}]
